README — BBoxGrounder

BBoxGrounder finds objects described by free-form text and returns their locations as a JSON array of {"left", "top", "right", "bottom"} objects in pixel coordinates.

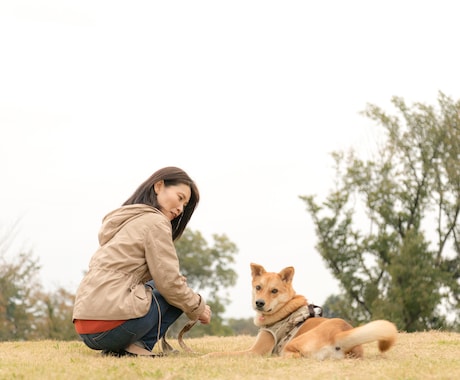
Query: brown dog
[{"left": 206, "top": 263, "right": 397, "bottom": 359}]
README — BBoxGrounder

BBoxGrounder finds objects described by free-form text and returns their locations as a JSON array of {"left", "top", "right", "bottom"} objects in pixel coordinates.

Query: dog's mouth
[{"left": 254, "top": 305, "right": 272, "bottom": 313}]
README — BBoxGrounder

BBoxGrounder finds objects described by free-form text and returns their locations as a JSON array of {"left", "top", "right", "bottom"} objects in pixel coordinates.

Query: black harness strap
[{"left": 308, "top": 304, "right": 323, "bottom": 318}]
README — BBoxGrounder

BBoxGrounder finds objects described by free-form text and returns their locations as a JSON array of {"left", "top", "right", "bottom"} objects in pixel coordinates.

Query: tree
[
  {"left": 226, "top": 317, "right": 259, "bottom": 336},
  {"left": 301, "top": 92, "right": 460, "bottom": 331},
  {"left": 168, "top": 229, "right": 238, "bottom": 337},
  {"left": 0, "top": 225, "right": 80, "bottom": 341},
  {"left": 35, "top": 287, "right": 79, "bottom": 340},
  {"left": 0, "top": 240, "right": 44, "bottom": 340}
]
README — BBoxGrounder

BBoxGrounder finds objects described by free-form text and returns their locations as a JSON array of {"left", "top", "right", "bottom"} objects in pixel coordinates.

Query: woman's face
[{"left": 155, "top": 181, "right": 191, "bottom": 221}]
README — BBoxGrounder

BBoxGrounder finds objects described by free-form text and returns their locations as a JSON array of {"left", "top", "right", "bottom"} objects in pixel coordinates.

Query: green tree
[
  {"left": 168, "top": 229, "right": 238, "bottom": 337},
  {"left": 301, "top": 92, "right": 460, "bottom": 331},
  {"left": 35, "top": 287, "right": 79, "bottom": 340},
  {"left": 0, "top": 244, "right": 43, "bottom": 340},
  {"left": 226, "top": 317, "right": 259, "bottom": 336},
  {"left": 0, "top": 226, "right": 80, "bottom": 340}
]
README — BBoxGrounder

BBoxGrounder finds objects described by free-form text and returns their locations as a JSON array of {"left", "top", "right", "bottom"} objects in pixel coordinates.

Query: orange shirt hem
[{"left": 74, "top": 319, "right": 126, "bottom": 334}]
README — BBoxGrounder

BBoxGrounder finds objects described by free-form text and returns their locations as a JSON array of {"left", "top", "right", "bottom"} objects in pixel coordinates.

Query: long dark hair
[{"left": 123, "top": 167, "right": 199, "bottom": 240}]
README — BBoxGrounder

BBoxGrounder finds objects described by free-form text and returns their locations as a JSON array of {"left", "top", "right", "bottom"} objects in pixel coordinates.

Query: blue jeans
[{"left": 79, "top": 281, "right": 182, "bottom": 353}]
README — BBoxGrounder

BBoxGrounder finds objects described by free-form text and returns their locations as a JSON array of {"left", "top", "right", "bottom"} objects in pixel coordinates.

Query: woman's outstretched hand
[{"left": 198, "top": 304, "right": 212, "bottom": 324}]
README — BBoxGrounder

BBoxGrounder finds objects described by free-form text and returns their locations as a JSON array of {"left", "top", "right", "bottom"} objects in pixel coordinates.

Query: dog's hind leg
[{"left": 282, "top": 330, "right": 326, "bottom": 359}]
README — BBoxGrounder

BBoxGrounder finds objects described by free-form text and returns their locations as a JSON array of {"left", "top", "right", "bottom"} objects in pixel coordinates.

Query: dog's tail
[{"left": 335, "top": 320, "right": 397, "bottom": 353}]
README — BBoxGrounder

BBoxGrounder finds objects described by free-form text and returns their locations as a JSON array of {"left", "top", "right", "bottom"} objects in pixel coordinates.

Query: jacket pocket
[
  {"left": 131, "top": 284, "right": 151, "bottom": 316},
  {"left": 133, "top": 284, "right": 148, "bottom": 300}
]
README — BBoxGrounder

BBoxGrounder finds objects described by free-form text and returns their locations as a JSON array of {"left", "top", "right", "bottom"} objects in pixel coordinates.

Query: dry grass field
[{"left": 0, "top": 331, "right": 459, "bottom": 380}]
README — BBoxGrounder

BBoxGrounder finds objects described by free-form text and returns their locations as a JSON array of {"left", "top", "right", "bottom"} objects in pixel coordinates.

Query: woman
[{"left": 72, "top": 167, "right": 212, "bottom": 357}]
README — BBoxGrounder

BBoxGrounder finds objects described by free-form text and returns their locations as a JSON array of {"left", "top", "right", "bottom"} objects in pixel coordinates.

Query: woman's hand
[{"left": 198, "top": 304, "right": 212, "bottom": 325}]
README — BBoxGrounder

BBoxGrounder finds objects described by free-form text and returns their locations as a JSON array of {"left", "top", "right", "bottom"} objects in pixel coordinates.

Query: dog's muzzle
[{"left": 255, "top": 299, "right": 265, "bottom": 310}]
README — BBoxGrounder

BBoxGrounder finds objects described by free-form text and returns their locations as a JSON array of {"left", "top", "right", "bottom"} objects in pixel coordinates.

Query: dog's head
[{"left": 250, "top": 263, "right": 296, "bottom": 316}]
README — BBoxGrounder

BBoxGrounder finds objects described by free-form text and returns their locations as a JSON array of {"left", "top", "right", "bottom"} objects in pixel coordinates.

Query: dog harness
[{"left": 260, "top": 304, "right": 322, "bottom": 356}]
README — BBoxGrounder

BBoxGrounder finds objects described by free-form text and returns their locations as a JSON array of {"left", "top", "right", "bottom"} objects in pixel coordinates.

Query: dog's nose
[{"left": 255, "top": 299, "right": 265, "bottom": 309}]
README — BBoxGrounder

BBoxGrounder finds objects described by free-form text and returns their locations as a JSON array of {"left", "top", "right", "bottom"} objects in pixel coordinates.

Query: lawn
[{"left": 1, "top": 331, "right": 459, "bottom": 380}]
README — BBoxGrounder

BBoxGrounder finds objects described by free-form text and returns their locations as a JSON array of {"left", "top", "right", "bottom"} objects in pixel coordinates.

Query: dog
[{"left": 206, "top": 263, "right": 397, "bottom": 359}]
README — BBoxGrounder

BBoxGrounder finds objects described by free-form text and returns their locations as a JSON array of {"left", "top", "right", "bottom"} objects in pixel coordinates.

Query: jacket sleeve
[{"left": 144, "top": 216, "right": 206, "bottom": 320}]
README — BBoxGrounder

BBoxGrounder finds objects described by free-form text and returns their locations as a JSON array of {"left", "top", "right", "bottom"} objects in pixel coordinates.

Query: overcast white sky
[{"left": 1, "top": 1, "right": 459, "bottom": 319}]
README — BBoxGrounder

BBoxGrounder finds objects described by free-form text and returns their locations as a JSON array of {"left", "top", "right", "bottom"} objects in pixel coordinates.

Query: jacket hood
[{"left": 98, "top": 204, "right": 164, "bottom": 245}]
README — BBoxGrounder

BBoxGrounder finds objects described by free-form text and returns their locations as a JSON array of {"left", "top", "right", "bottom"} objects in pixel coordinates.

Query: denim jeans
[{"left": 79, "top": 281, "right": 182, "bottom": 353}]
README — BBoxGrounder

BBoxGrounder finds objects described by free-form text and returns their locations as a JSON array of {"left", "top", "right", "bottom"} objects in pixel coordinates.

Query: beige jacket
[{"left": 72, "top": 204, "right": 205, "bottom": 321}]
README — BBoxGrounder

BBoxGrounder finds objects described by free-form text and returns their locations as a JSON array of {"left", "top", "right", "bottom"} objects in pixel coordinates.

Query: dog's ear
[
  {"left": 250, "top": 263, "right": 266, "bottom": 278},
  {"left": 279, "top": 266, "right": 295, "bottom": 283}
]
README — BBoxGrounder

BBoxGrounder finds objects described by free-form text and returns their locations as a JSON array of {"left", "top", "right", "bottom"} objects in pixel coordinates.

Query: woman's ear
[{"left": 153, "top": 180, "right": 164, "bottom": 195}]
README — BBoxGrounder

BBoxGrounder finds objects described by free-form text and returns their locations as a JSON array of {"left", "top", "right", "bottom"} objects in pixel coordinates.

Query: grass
[{"left": 0, "top": 331, "right": 459, "bottom": 380}]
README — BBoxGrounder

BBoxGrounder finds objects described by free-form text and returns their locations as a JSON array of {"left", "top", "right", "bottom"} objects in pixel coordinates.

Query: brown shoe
[{"left": 124, "top": 343, "right": 162, "bottom": 357}]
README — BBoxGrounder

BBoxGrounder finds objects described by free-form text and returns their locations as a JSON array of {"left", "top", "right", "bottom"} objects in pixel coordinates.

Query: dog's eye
[
  {"left": 255, "top": 285, "right": 261, "bottom": 291},
  {"left": 271, "top": 289, "right": 278, "bottom": 294}
]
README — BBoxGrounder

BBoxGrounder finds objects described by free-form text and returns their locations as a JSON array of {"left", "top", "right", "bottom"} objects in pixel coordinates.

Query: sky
[{"left": 1, "top": 0, "right": 459, "bottom": 319}]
